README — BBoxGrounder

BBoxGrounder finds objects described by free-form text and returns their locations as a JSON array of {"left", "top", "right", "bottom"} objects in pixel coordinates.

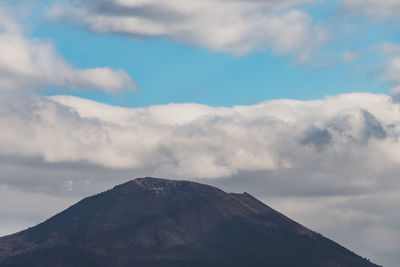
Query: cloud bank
[
  {"left": 4, "top": 92, "right": 399, "bottom": 180},
  {"left": 48, "top": 0, "right": 325, "bottom": 58}
]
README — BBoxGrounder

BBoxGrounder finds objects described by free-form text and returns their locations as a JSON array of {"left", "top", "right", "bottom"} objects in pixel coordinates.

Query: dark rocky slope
[{"left": 0, "top": 177, "right": 380, "bottom": 266}]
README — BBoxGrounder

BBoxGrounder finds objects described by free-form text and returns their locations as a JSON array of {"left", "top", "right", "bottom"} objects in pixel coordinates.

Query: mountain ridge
[{"left": 0, "top": 177, "right": 380, "bottom": 267}]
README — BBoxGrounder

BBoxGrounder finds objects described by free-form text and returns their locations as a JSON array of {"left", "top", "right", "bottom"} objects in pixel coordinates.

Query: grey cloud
[
  {"left": 264, "top": 193, "right": 400, "bottom": 267},
  {"left": 0, "top": 154, "right": 144, "bottom": 197},
  {"left": 0, "top": 184, "right": 80, "bottom": 237},
  {"left": 391, "top": 94, "right": 400, "bottom": 103},
  {"left": 205, "top": 170, "right": 373, "bottom": 199},
  {"left": 361, "top": 109, "right": 387, "bottom": 140},
  {"left": 342, "top": 0, "right": 400, "bottom": 20},
  {"left": 48, "top": 0, "right": 325, "bottom": 57},
  {"left": 300, "top": 126, "right": 332, "bottom": 150},
  {"left": 93, "top": 1, "right": 187, "bottom": 23}
]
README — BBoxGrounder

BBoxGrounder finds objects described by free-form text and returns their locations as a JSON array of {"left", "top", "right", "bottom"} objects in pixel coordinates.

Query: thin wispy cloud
[
  {"left": 380, "top": 43, "right": 400, "bottom": 97},
  {"left": 342, "top": 0, "right": 400, "bottom": 20}
]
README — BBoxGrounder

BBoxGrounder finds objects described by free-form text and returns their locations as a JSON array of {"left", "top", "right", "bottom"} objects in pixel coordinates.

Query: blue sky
[{"left": 23, "top": 0, "right": 394, "bottom": 107}]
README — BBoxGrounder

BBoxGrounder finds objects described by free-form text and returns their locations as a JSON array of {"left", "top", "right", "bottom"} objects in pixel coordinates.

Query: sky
[{"left": 1, "top": 0, "right": 400, "bottom": 266}]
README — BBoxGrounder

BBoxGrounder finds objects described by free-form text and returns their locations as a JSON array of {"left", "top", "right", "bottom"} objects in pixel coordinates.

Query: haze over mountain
[{"left": 0, "top": 177, "right": 379, "bottom": 267}]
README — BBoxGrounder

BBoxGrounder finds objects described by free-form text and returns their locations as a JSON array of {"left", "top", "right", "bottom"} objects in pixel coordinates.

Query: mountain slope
[{"left": 0, "top": 177, "right": 380, "bottom": 267}]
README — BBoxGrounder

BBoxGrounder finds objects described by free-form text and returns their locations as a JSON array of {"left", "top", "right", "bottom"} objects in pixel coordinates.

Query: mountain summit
[{"left": 0, "top": 177, "right": 379, "bottom": 266}]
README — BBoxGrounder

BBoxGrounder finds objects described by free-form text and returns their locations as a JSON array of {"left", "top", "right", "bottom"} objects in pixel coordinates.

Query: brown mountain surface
[{"left": 0, "top": 177, "right": 380, "bottom": 267}]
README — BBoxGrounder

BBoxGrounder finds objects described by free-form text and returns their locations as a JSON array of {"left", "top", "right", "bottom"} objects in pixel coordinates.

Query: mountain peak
[
  {"left": 115, "top": 177, "right": 225, "bottom": 196},
  {"left": 0, "top": 177, "right": 380, "bottom": 267},
  {"left": 132, "top": 176, "right": 204, "bottom": 190}
]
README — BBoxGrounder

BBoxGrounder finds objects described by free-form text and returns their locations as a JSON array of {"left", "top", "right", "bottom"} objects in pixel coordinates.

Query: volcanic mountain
[{"left": 0, "top": 177, "right": 379, "bottom": 267}]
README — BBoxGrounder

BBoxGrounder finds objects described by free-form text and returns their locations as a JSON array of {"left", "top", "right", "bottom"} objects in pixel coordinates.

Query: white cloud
[
  {"left": 48, "top": 0, "right": 326, "bottom": 58},
  {"left": 0, "top": 92, "right": 398, "bottom": 178},
  {"left": 0, "top": 7, "right": 137, "bottom": 92}
]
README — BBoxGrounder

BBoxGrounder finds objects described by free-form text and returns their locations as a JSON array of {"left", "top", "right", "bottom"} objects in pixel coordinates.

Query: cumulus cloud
[
  {"left": 1, "top": 92, "right": 399, "bottom": 179},
  {"left": 48, "top": 0, "right": 326, "bottom": 58},
  {"left": 0, "top": 7, "right": 137, "bottom": 92}
]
